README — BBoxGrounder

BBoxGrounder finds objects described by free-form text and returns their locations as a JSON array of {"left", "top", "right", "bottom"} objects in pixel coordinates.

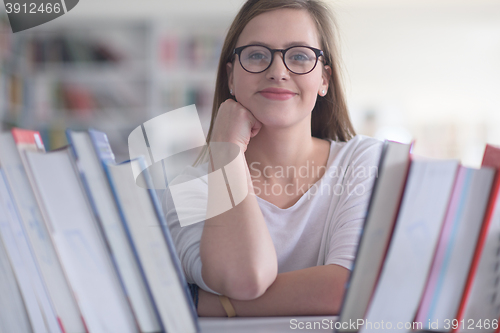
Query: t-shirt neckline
[{"left": 255, "top": 139, "right": 336, "bottom": 212}]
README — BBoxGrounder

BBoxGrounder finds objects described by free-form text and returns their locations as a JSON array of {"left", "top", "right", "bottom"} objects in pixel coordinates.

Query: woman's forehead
[{"left": 236, "top": 9, "right": 321, "bottom": 49}]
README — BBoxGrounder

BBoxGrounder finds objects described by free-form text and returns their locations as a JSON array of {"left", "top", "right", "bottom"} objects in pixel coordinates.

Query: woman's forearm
[
  {"left": 200, "top": 149, "right": 278, "bottom": 300},
  {"left": 198, "top": 264, "right": 350, "bottom": 317}
]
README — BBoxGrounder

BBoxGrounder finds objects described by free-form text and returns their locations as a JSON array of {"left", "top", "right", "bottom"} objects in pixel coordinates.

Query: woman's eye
[
  {"left": 248, "top": 53, "right": 267, "bottom": 60},
  {"left": 290, "top": 54, "right": 309, "bottom": 61}
]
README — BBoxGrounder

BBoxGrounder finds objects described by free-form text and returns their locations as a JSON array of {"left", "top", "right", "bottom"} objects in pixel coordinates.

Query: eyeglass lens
[{"left": 239, "top": 46, "right": 317, "bottom": 74}]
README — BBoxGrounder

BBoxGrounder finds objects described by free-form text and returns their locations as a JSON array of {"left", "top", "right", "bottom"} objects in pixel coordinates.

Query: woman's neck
[
  {"left": 244, "top": 125, "right": 317, "bottom": 174},
  {"left": 244, "top": 124, "right": 331, "bottom": 208}
]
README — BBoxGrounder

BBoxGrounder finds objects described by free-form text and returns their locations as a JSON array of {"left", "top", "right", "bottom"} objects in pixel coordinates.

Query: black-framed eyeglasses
[{"left": 232, "top": 44, "right": 325, "bottom": 75}]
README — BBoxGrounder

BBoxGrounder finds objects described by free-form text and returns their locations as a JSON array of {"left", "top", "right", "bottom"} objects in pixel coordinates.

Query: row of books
[
  {"left": 338, "top": 141, "right": 500, "bottom": 332},
  {"left": 3, "top": 123, "right": 499, "bottom": 333},
  {"left": 28, "top": 35, "right": 123, "bottom": 66},
  {"left": 55, "top": 80, "right": 145, "bottom": 113},
  {"left": 159, "top": 33, "right": 223, "bottom": 70},
  {"left": 0, "top": 128, "right": 198, "bottom": 333},
  {"left": 3, "top": 73, "right": 144, "bottom": 113},
  {"left": 160, "top": 84, "right": 213, "bottom": 115}
]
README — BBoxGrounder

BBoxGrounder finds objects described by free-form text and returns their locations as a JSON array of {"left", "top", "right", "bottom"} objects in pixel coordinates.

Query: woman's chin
[
  {"left": 256, "top": 117, "right": 304, "bottom": 132},
  {"left": 244, "top": 102, "right": 311, "bottom": 130}
]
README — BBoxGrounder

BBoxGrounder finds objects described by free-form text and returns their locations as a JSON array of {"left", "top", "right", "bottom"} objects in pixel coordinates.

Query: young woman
[{"left": 164, "top": 0, "right": 383, "bottom": 317}]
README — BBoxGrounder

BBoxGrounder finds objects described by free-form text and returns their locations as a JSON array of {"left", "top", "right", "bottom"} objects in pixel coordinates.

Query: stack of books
[
  {"left": 1, "top": 126, "right": 499, "bottom": 333},
  {"left": 338, "top": 141, "right": 500, "bottom": 333},
  {"left": 0, "top": 128, "right": 198, "bottom": 333}
]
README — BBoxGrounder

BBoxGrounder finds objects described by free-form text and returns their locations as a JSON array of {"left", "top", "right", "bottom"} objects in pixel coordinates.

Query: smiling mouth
[{"left": 258, "top": 90, "right": 297, "bottom": 101}]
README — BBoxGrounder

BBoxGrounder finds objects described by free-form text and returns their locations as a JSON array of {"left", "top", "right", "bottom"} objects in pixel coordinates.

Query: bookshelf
[
  {"left": 0, "top": 14, "right": 230, "bottom": 161},
  {"left": 151, "top": 19, "right": 227, "bottom": 136}
]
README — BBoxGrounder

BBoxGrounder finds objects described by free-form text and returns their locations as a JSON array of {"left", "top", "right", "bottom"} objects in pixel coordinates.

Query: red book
[
  {"left": 11, "top": 127, "right": 45, "bottom": 152},
  {"left": 453, "top": 144, "right": 500, "bottom": 333}
]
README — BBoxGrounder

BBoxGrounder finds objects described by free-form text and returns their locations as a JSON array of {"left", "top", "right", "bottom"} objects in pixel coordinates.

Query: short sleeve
[
  {"left": 324, "top": 137, "right": 384, "bottom": 270},
  {"left": 162, "top": 166, "right": 221, "bottom": 295}
]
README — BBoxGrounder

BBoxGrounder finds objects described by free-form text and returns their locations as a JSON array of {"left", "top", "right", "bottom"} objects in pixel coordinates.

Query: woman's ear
[
  {"left": 319, "top": 65, "right": 332, "bottom": 96},
  {"left": 227, "top": 62, "right": 234, "bottom": 94}
]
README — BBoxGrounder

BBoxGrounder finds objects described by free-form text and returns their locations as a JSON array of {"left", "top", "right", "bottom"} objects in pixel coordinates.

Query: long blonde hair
[{"left": 197, "top": 0, "right": 355, "bottom": 164}]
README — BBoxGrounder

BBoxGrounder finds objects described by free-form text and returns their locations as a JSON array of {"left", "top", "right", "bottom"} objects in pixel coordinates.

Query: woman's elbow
[
  {"left": 226, "top": 267, "right": 276, "bottom": 300},
  {"left": 203, "top": 264, "right": 277, "bottom": 300}
]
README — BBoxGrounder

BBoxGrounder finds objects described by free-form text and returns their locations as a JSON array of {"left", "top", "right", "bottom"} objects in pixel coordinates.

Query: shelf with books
[
  {"left": 1, "top": 16, "right": 231, "bottom": 159},
  {"left": 2, "top": 125, "right": 500, "bottom": 332},
  {"left": 338, "top": 140, "right": 500, "bottom": 333},
  {"left": 0, "top": 21, "right": 154, "bottom": 163},
  {"left": 151, "top": 18, "right": 229, "bottom": 123},
  {"left": 0, "top": 128, "right": 199, "bottom": 333}
]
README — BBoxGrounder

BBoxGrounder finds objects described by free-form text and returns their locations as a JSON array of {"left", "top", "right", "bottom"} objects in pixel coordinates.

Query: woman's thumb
[{"left": 250, "top": 118, "right": 262, "bottom": 138}]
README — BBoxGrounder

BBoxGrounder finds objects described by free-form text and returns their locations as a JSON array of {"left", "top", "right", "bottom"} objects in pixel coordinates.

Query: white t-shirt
[{"left": 163, "top": 135, "right": 383, "bottom": 294}]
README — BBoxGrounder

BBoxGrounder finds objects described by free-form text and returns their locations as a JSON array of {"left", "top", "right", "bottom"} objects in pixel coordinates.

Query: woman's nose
[{"left": 265, "top": 52, "right": 290, "bottom": 81}]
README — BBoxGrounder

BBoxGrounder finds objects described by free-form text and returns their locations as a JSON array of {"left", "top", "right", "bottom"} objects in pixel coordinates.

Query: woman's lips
[{"left": 258, "top": 88, "right": 297, "bottom": 101}]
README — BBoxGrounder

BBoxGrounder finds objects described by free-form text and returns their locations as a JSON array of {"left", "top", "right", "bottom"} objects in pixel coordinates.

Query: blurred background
[{"left": 0, "top": 0, "right": 499, "bottom": 166}]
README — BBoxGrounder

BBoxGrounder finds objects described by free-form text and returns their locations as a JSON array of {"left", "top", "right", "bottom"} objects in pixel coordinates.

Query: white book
[
  {"left": 0, "top": 174, "right": 33, "bottom": 333},
  {"left": 106, "top": 158, "right": 198, "bottom": 333},
  {"left": 416, "top": 166, "right": 496, "bottom": 331},
  {"left": 360, "top": 158, "right": 459, "bottom": 333},
  {"left": 338, "top": 141, "right": 412, "bottom": 331},
  {"left": 455, "top": 145, "right": 500, "bottom": 333},
  {"left": 0, "top": 240, "right": 32, "bottom": 333},
  {"left": 24, "top": 148, "right": 138, "bottom": 333},
  {"left": 0, "top": 132, "right": 85, "bottom": 333},
  {"left": 458, "top": 183, "right": 500, "bottom": 332},
  {"left": 68, "top": 130, "right": 161, "bottom": 333},
  {"left": 0, "top": 169, "right": 50, "bottom": 333}
]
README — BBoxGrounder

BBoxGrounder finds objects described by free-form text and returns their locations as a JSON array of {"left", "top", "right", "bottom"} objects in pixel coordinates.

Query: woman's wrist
[
  {"left": 197, "top": 288, "right": 228, "bottom": 317},
  {"left": 209, "top": 137, "right": 247, "bottom": 155}
]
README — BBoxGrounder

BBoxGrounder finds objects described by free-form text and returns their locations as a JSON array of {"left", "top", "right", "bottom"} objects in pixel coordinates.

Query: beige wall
[{"left": 333, "top": 0, "right": 500, "bottom": 166}]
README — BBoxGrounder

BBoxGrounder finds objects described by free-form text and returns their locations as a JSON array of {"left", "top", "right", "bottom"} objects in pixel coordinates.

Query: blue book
[
  {"left": 87, "top": 128, "right": 199, "bottom": 333},
  {"left": 67, "top": 128, "right": 162, "bottom": 333},
  {"left": 105, "top": 157, "right": 199, "bottom": 333}
]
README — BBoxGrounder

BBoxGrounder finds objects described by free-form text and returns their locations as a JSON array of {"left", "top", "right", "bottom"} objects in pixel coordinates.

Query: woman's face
[{"left": 227, "top": 8, "right": 331, "bottom": 130}]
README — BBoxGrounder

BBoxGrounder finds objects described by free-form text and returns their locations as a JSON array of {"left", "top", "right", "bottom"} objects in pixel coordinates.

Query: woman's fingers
[
  {"left": 249, "top": 117, "right": 262, "bottom": 138},
  {"left": 211, "top": 99, "right": 262, "bottom": 152}
]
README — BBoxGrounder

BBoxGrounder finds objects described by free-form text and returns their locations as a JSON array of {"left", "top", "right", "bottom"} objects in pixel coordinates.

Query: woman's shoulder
[
  {"left": 332, "top": 134, "right": 383, "bottom": 151},
  {"left": 329, "top": 134, "right": 384, "bottom": 167}
]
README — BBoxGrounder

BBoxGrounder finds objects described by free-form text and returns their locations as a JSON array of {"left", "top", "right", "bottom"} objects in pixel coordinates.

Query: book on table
[
  {"left": 415, "top": 165, "right": 496, "bottom": 331},
  {"left": 0, "top": 131, "right": 85, "bottom": 333},
  {"left": 338, "top": 140, "right": 412, "bottom": 332},
  {"left": 361, "top": 157, "right": 459, "bottom": 333},
  {"left": 24, "top": 146, "right": 138, "bottom": 333},
  {"left": 454, "top": 144, "right": 500, "bottom": 333},
  {"left": 0, "top": 170, "right": 42, "bottom": 333},
  {"left": 70, "top": 128, "right": 199, "bottom": 333},
  {"left": 105, "top": 157, "right": 199, "bottom": 333},
  {"left": 67, "top": 129, "right": 163, "bottom": 333}
]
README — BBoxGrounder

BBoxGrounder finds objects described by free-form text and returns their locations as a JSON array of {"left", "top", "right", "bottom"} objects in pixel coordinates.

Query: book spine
[
  {"left": 453, "top": 170, "right": 500, "bottom": 331},
  {"left": 102, "top": 161, "right": 166, "bottom": 333},
  {"left": 146, "top": 172, "right": 200, "bottom": 332}
]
